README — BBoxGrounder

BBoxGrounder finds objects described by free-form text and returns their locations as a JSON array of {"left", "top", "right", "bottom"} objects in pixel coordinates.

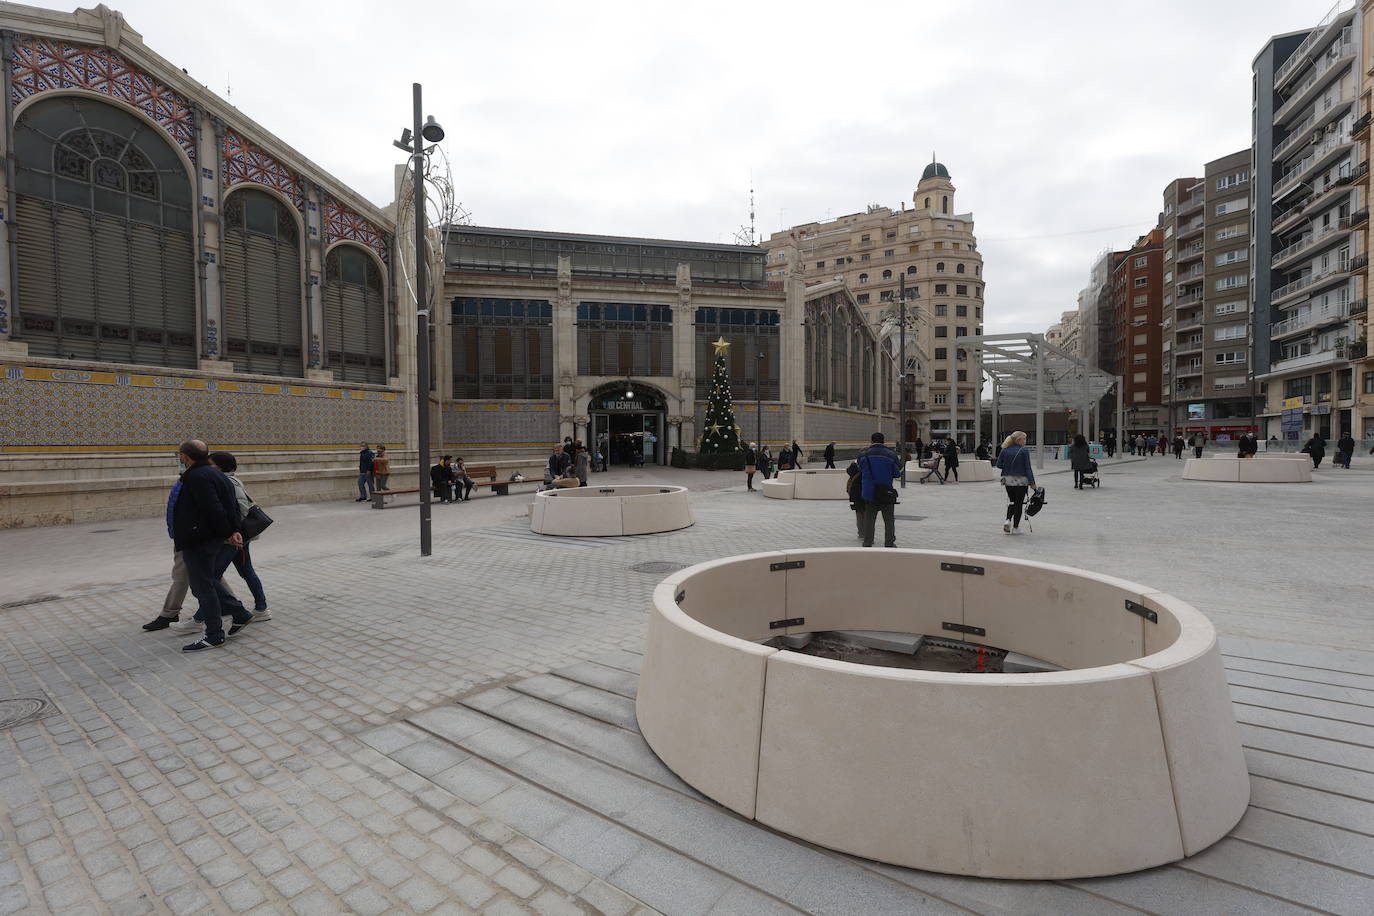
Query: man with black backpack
[{"left": 857, "top": 432, "right": 900, "bottom": 548}]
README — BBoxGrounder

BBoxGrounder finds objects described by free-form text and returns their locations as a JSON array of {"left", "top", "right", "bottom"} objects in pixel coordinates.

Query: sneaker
[
  {"left": 170, "top": 616, "right": 202, "bottom": 632},
  {"left": 182, "top": 637, "right": 223, "bottom": 651},
  {"left": 1010, "top": 528, "right": 1022, "bottom": 535},
  {"left": 1003, "top": 522, "right": 1011, "bottom": 533},
  {"left": 227, "top": 618, "right": 254, "bottom": 637},
  {"left": 252, "top": 608, "right": 272, "bottom": 621},
  {"left": 142, "top": 615, "right": 175, "bottom": 631}
]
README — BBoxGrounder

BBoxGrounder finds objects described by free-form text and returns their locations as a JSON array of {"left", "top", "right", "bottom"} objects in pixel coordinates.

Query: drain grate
[
  {"left": 1, "top": 595, "right": 61, "bottom": 610},
  {"left": 893, "top": 515, "right": 927, "bottom": 521},
  {"left": 0, "top": 697, "right": 56, "bottom": 730},
  {"left": 629, "top": 561, "right": 690, "bottom": 575}
]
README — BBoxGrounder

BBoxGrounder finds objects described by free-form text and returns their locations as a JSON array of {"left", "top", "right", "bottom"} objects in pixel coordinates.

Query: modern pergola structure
[{"left": 952, "top": 333, "right": 1121, "bottom": 469}]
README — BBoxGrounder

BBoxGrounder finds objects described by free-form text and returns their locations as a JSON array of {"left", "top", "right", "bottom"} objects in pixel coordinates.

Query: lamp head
[
  {"left": 421, "top": 115, "right": 445, "bottom": 143},
  {"left": 393, "top": 128, "right": 413, "bottom": 153}
]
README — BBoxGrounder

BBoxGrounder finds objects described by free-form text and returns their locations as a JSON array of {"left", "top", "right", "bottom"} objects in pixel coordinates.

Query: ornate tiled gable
[{"left": 222, "top": 129, "right": 303, "bottom": 208}]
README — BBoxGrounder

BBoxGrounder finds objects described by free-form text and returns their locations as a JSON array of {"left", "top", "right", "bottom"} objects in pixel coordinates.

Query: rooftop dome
[{"left": 921, "top": 161, "right": 950, "bottom": 181}]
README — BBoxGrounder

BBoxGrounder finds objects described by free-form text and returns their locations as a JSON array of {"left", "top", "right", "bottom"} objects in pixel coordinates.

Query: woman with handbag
[
  {"left": 209, "top": 452, "right": 271, "bottom": 619},
  {"left": 744, "top": 443, "right": 758, "bottom": 491},
  {"left": 995, "top": 432, "right": 1036, "bottom": 535}
]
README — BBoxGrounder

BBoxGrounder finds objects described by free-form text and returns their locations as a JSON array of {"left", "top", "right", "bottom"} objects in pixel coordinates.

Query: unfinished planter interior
[{"left": 636, "top": 549, "right": 1250, "bottom": 879}]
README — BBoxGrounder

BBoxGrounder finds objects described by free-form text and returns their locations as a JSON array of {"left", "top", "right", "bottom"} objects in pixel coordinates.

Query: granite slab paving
[{"left": 1, "top": 455, "right": 1373, "bottom": 913}]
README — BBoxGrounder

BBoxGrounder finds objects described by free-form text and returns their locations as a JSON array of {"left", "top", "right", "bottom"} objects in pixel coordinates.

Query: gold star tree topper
[{"left": 712, "top": 337, "right": 731, "bottom": 356}]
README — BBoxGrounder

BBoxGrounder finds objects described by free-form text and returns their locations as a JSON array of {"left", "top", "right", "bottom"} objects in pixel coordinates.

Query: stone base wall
[
  {"left": 441, "top": 401, "right": 558, "bottom": 459},
  {"left": 696, "top": 403, "right": 791, "bottom": 449},
  {"left": 802, "top": 405, "right": 896, "bottom": 455}
]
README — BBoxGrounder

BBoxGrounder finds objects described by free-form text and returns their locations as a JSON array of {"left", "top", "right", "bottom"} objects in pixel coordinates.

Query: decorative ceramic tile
[{"left": 222, "top": 129, "right": 303, "bottom": 208}]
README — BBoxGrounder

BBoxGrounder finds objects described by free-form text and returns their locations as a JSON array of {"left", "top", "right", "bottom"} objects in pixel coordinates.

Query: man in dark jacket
[
  {"left": 823, "top": 442, "right": 836, "bottom": 469},
  {"left": 1336, "top": 432, "right": 1356, "bottom": 468},
  {"left": 173, "top": 440, "right": 253, "bottom": 651},
  {"left": 857, "top": 432, "right": 900, "bottom": 548},
  {"left": 356, "top": 443, "right": 375, "bottom": 502},
  {"left": 546, "top": 444, "right": 571, "bottom": 483}
]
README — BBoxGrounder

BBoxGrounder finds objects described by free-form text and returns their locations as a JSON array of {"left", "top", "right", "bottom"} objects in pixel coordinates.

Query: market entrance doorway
[{"left": 588, "top": 383, "right": 667, "bottom": 466}]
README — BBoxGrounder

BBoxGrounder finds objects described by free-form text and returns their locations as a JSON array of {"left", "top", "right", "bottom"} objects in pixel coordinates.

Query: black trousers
[
  {"left": 1004, "top": 485, "right": 1029, "bottom": 527},
  {"left": 1073, "top": 470, "right": 1085, "bottom": 487}
]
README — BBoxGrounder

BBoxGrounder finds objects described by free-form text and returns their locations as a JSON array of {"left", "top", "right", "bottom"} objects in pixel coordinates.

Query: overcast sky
[{"left": 64, "top": 0, "right": 1334, "bottom": 332}]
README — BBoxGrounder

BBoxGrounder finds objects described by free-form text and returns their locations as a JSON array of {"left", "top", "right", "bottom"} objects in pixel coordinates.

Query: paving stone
[
  {"left": 395, "top": 875, "right": 447, "bottom": 912},
  {"left": 450, "top": 873, "right": 498, "bottom": 908}
]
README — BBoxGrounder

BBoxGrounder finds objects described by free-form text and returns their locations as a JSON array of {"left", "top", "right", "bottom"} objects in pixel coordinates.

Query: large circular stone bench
[
  {"left": 530, "top": 485, "right": 693, "bottom": 536},
  {"left": 1184, "top": 457, "right": 1311, "bottom": 482},
  {"left": 904, "top": 459, "right": 997, "bottom": 481},
  {"left": 760, "top": 468, "right": 849, "bottom": 499},
  {"left": 637, "top": 549, "right": 1249, "bottom": 879}
]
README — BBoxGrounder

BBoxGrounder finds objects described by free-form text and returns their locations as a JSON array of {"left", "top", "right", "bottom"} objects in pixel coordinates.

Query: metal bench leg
[
  {"left": 371, "top": 492, "right": 384, "bottom": 509},
  {"left": 493, "top": 484, "right": 509, "bottom": 496}
]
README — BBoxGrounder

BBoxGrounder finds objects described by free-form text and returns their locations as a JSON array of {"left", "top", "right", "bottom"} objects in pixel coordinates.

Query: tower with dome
[{"left": 762, "top": 158, "right": 986, "bottom": 449}]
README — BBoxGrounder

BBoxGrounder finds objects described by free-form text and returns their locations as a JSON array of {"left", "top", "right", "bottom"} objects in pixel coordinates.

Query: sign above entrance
[{"left": 589, "top": 383, "right": 666, "bottom": 413}]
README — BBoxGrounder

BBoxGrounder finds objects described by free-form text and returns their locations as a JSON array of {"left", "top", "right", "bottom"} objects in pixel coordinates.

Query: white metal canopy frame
[{"left": 956, "top": 333, "right": 1122, "bottom": 469}]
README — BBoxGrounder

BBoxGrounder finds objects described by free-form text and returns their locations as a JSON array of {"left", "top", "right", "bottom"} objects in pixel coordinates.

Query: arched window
[
  {"left": 882, "top": 269, "right": 892, "bottom": 280},
  {"left": 817, "top": 315, "right": 830, "bottom": 402},
  {"left": 941, "top": 195, "right": 949, "bottom": 213},
  {"left": 13, "top": 95, "right": 195, "bottom": 366},
  {"left": 906, "top": 265, "right": 917, "bottom": 275},
  {"left": 223, "top": 189, "right": 302, "bottom": 376},
  {"left": 832, "top": 319, "right": 848, "bottom": 405},
  {"left": 804, "top": 321, "right": 813, "bottom": 401},
  {"left": 936, "top": 262, "right": 946, "bottom": 273},
  {"left": 324, "top": 245, "right": 388, "bottom": 384},
  {"left": 858, "top": 273, "right": 869, "bottom": 284},
  {"left": 924, "top": 197, "right": 931, "bottom": 208},
  {"left": 850, "top": 329, "right": 861, "bottom": 407},
  {"left": 956, "top": 263, "right": 966, "bottom": 274}
]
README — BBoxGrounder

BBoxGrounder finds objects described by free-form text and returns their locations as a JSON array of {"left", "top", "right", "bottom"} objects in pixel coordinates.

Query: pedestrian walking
[
  {"left": 996, "top": 431, "right": 1036, "bottom": 535},
  {"left": 1146, "top": 434, "right": 1157, "bottom": 456},
  {"left": 1302, "top": 433, "right": 1326, "bottom": 469},
  {"left": 143, "top": 469, "right": 238, "bottom": 632},
  {"left": 209, "top": 452, "right": 270, "bottom": 620},
  {"left": 1069, "top": 434, "right": 1092, "bottom": 489},
  {"left": 171, "top": 439, "right": 254, "bottom": 651},
  {"left": 792, "top": 441, "right": 805, "bottom": 468},
  {"left": 1190, "top": 433, "right": 1204, "bottom": 459},
  {"left": 857, "top": 433, "right": 900, "bottom": 548},
  {"left": 942, "top": 438, "right": 960, "bottom": 483},
  {"left": 574, "top": 444, "right": 591, "bottom": 486},
  {"left": 1336, "top": 432, "right": 1355, "bottom": 469},
  {"left": 1238, "top": 433, "right": 1258, "bottom": 457},
  {"left": 760, "top": 445, "right": 774, "bottom": 478},
  {"left": 744, "top": 443, "right": 758, "bottom": 491},
  {"left": 823, "top": 442, "right": 836, "bottom": 469},
  {"left": 356, "top": 442, "right": 375, "bottom": 501},
  {"left": 845, "top": 461, "right": 866, "bottom": 540},
  {"left": 912, "top": 437, "right": 925, "bottom": 462},
  {"left": 1172, "top": 435, "right": 1185, "bottom": 459},
  {"left": 371, "top": 445, "right": 391, "bottom": 492}
]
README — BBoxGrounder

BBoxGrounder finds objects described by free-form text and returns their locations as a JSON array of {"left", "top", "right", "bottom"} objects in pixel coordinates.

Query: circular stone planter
[
  {"left": 761, "top": 468, "right": 850, "bottom": 499},
  {"left": 529, "top": 485, "right": 693, "bottom": 536},
  {"left": 636, "top": 549, "right": 1249, "bottom": 879},
  {"left": 1184, "top": 457, "right": 1311, "bottom": 482}
]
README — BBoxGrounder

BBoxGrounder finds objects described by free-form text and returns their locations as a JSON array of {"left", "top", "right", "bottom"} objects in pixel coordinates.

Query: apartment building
[
  {"left": 1109, "top": 229, "right": 1166, "bottom": 434},
  {"left": 1254, "top": 1, "right": 1365, "bottom": 442},
  {"left": 1046, "top": 309, "right": 1081, "bottom": 356},
  {"left": 763, "top": 161, "right": 985, "bottom": 446},
  {"left": 1157, "top": 152, "right": 1256, "bottom": 440},
  {"left": 1358, "top": 0, "right": 1374, "bottom": 437}
]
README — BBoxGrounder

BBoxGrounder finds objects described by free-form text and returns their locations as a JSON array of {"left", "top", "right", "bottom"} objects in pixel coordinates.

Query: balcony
[
  {"left": 1175, "top": 292, "right": 1202, "bottom": 308},
  {"left": 1177, "top": 193, "right": 1204, "bottom": 215},
  {"left": 1175, "top": 315, "right": 1203, "bottom": 332},
  {"left": 1275, "top": 41, "right": 1355, "bottom": 126},
  {"left": 1271, "top": 262, "right": 1352, "bottom": 306},
  {"left": 1353, "top": 256, "right": 1370, "bottom": 274},
  {"left": 1267, "top": 348, "right": 1342, "bottom": 375},
  {"left": 1176, "top": 219, "right": 1205, "bottom": 238},
  {"left": 1274, "top": 1, "right": 1356, "bottom": 89},
  {"left": 1175, "top": 386, "right": 1203, "bottom": 399},
  {"left": 1271, "top": 217, "right": 1353, "bottom": 268},
  {"left": 1176, "top": 243, "right": 1205, "bottom": 262},
  {"left": 1352, "top": 298, "right": 1369, "bottom": 315},
  {"left": 1355, "top": 111, "right": 1373, "bottom": 138},
  {"left": 1274, "top": 113, "right": 1319, "bottom": 163},
  {"left": 1270, "top": 300, "right": 1352, "bottom": 338},
  {"left": 1273, "top": 134, "right": 1355, "bottom": 198},
  {"left": 1352, "top": 208, "right": 1369, "bottom": 225},
  {"left": 1349, "top": 340, "right": 1368, "bottom": 360},
  {"left": 1175, "top": 365, "right": 1203, "bottom": 379},
  {"left": 1176, "top": 341, "right": 1203, "bottom": 355}
]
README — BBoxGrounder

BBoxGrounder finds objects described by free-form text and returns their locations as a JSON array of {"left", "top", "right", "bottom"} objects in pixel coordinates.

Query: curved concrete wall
[
  {"left": 778, "top": 468, "right": 850, "bottom": 499},
  {"left": 530, "top": 485, "right": 693, "bottom": 536},
  {"left": 1184, "top": 457, "right": 1311, "bottom": 482},
  {"left": 637, "top": 549, "right": 1249, "bottom": 879}
]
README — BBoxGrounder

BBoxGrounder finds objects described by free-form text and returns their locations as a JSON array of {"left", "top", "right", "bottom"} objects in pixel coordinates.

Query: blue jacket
[
  {"left": 165, "top": 480, "right": 181, "bottom": 540},
  {"left": 857, "top": 444, "right": 900, "bottom": 502},
  {"left": 996, "top": 444, "right": 1035, "bottom": 485}
]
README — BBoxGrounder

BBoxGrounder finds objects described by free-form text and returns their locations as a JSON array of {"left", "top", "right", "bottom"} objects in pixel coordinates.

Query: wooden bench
[
  {"left": 463, "top": 465, "right": 537, "bottom": 496},
  {"left": 371, "top": 487, "right": 419, "bottom": 509}
]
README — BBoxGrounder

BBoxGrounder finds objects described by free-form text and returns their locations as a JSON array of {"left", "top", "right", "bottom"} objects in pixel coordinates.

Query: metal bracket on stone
[
  {"left": 770, "top": 617, "right": 805, "bottom": 630},
  {"left": 940, "top": 562, "right": 985, "bottom": 575},
  {"left": 675, "top": 590, "right": 685, "bottom": 605},
  {"left": 942, "top": 621, "right": 986, "bottom": 637},
  {"left": 770, "top": 560, "right": 805, "bottom": 572},
  {"left": 1125, "top": 599, "right": 1158, "bottom": 623}
]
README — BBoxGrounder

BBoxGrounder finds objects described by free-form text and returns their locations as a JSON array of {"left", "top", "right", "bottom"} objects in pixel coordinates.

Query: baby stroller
[
  {"left": 917, "top": 454, "right": 944, "bottom": 484},
  {"left": 1080, "top": 459, "right": 1100, "bottom": 489}
]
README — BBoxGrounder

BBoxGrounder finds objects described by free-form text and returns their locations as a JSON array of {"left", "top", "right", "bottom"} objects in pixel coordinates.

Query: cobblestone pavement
[{"left": 1, "top": 455, "right": 1372, "bottom": 914}]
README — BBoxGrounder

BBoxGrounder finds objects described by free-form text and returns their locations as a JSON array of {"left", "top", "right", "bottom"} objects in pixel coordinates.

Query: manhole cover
[
  {"left": 893, "top": 515, "right": 927, "bottom": 521},
  {"left": 0, "top": 697, "right": 55, "bottom": 730},
  {"left": 629, "top": 561, "right": 689, "bottom": 575}
]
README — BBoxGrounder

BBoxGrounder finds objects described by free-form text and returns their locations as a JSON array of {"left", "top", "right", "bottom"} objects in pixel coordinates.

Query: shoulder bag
[{"left": 239, "top": 490, "right": 274, "bottom": 541}]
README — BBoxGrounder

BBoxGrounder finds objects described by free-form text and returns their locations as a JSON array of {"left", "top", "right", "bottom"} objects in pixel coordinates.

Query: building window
[
  {"left": 1338, "top": 368, "right": 1352, "bottom": 399},
  {"left": 1134, "top": 257, "right": 1147, "bottom": 268},
  {"left": 1133, "top": 277, "right": 1148, "bottom": 288},
  {"left": 906, "top": 265, "right": 917, "bottom": 275},
  {"left": 956, "top": 285, "right": 968, "bottom": 296},
  {"left": 576, "top": 302, "right": 674, "bottom": 378},
  {"left": 1363, "top": 371, "right": 1374, "bottom": 395},
  {"left": 861, "top": 234, "right": 870, "bottom": 242},
  {"left": 935, "top": 347, "right": 947, "bottom": 359},
  {"left": 936, "top": 262, "right": 946, "bottom": 272},
  {"left": 941, "top": 195, "right": 949, "bottom": 213},
  {"left": 884, "top": 249, "right": 894, "bottom": 257},
  {"left": 222, "top": 189, "right": 305, "bottom": 378},
  {"left": 1133, "top": 353, "right": 1147, "bottom": 364},
  {"left": 694, "top": 306, "right": 779, "bottom": 399},
  {"left": 879, "top": 290, "right": 893, "bottom": 301},
  {"left": 936, "top": 326, "right": 948, "bottom": 338},
  {"left": 956, "top": 305, "right": 967, "bottom": 317},
  {"left": 13, "top": 95, "right": 196, "bottom": 369},
  {"left": 860, "top": 253, "right": 870, "bottom": 261},
  {"left": 1214, "top": 197, "right": 1248, "bottom": 216},
  {"left": 957, "top": 370, "right": 967, "bottom": 382},
  {"left": 815, "top": 261, "right": 825, "bottom": 269},
  {"left": 324, "top": 246, "right": 388, "bottom": 384},
  {"left": 1285, "top": 376, "right": 1312, "bottom": 398},
  {"left": 976, "top": 307, "right": 982, "bottom": 319},
  {"left": 882, "top": 269, "right": 892, "bottom": 280},
  {"left": 935, "top": 369, "right": 947, "bottom": 381},
  {"left": 1215, "top": 225, "right": 1245, "bottom": 241},
  {"left": 856, "top": 293, "right": 870, "bottom": 304},
  {"left": 935, "top": 283, "right": 948, "bottom": 295},
  {"left": 956, "top": 326, "right": 967, "bottom": 337},
  {"left": 1215, "top": 249, "right": 1248, "bottom": 266},
  {"left": 1215, "top": 275, "right": 1246, "bottom": 290},
  {"left": 858, "top": 273, "right": 869, "bottom": 284},
  {"left": 1214, "top": 324, "right": 1246, "bottom": 341},
  {"left": 1215, "top": 300, "right": 1243, "bottom": 316},
  {"left": 452, "top": 298, "right": 553, "bottom": 398},
  {"left": 1133, "top": 371, "right": 1147, "bottom": 382},
  {"left": 1214, "top": 351, "right": 1246, "bottom": 364},
  {"left": 935, "top": 304, "right": 947, "bottom": 316},
  {"left": 956, "top": 264, "right": 966, "bottom": 274},
  {"left": 1215, "top": 170, "right": 1249, "bottom": 190}
]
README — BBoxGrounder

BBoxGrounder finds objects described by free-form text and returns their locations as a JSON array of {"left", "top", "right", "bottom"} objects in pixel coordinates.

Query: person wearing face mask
[{"left": 143, "top": 444, "right": 240, "bottom": 633}]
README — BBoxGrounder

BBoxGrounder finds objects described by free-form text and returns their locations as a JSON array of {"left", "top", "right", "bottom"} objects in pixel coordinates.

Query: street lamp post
[
  {"left": 898, "top": 274, "right": 908, "bottom": 458},
  {"left": 398, "top": 83, "right": 445, "bottom": 557},
  {"left": 755, "top": 350, "right": 764, "bottom": 454}
]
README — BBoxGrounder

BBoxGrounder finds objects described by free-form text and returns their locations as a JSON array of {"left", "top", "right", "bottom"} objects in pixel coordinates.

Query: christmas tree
[{"left": 700, "top": 336, "right": 743, "bottom": 454}]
